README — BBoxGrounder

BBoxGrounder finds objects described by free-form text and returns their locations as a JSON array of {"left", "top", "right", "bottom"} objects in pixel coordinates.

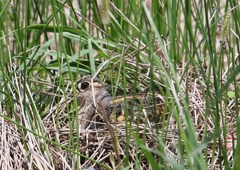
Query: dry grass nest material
[{"left": 0, "top": 66, "right": 238, "bottom": 170}]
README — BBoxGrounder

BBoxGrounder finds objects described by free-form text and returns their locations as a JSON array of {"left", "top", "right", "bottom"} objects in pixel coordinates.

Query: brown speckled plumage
[{"left": 76, "top": 76, "right": 112, "bottom": 129}]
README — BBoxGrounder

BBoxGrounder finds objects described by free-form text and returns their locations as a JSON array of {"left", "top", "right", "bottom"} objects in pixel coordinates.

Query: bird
[{"left": 75, "top": 76, "right": 112, "bottom": 129}]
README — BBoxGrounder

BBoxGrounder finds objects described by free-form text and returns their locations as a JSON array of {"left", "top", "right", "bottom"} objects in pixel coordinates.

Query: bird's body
[{"left": 76, "top": 76, "right": 112, "bottom": 129}]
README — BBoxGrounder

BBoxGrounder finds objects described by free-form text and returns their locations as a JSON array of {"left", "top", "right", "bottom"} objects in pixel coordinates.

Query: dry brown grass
[{"left": 0, "top": 52, "right": 238, "bottom": 169}]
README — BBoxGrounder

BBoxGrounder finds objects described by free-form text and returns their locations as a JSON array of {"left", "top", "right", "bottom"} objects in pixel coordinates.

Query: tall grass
[{"left": 0, "top": 0, "right": 239, "bottom": 169}]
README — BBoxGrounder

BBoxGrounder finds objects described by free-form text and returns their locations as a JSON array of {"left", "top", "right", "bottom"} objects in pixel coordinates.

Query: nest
[{"left": 41, "top": 88, "right": 167, "bottom": 169}]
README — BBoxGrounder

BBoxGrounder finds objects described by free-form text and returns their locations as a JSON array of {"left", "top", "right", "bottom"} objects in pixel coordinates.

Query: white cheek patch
[{"left": 92, "top": 82, "right": 102, "bottom": 88}]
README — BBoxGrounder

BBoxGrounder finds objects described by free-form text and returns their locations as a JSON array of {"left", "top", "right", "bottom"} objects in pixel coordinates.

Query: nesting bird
[{"left": 76, "top": 76, "right": 112, "bottom": 129}]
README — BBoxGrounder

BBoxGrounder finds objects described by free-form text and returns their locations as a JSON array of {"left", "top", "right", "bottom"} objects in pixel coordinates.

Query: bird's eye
[{"left": 80, "top": 81, "right": 90, "bottom": 90}]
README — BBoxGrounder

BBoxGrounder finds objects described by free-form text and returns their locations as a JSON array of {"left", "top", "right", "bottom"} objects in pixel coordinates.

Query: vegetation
[{"left": 0, "top": 0, "right": 239, "bottom": 169}]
